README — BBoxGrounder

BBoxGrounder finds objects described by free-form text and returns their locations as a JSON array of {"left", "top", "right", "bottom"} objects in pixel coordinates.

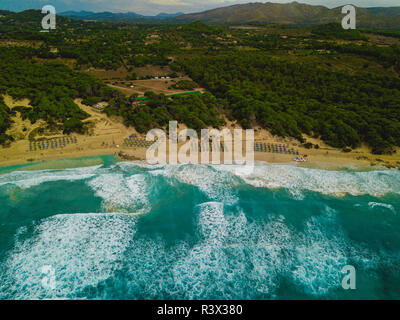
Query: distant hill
[
  {"left": 60, "top": 11, "right": 145, "bottom": 21},
  {"left": 0, "top": 9, "right": 73, "bottom": 29},
  {"left": 59, "top": 11, "right": 95, "bottom": 18},
  {"left": 173, "top": 2, "right": 400, "bottom": 29},
  {"left": 4, "top": 3, "right": 400, "bottom": 30},
  {"left": 156, "top": 12, "right": 184, "bottom": 18},
  {"left": 366, "top": 7, "right": 400, "bottom": 17},
  {"left": 0, "top": 10, "right": 13, "bottom": 17},
  {"left": 175, "top": 2, "right": 329, "bottom": 24},
  {"left": 60, "top": 11, "right": 183, "bottom": 22}
]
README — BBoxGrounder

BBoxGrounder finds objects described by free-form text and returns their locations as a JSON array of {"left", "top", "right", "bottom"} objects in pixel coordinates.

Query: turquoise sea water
[{"left": 0, "top": 159, "right": 399, "bottom": 300}]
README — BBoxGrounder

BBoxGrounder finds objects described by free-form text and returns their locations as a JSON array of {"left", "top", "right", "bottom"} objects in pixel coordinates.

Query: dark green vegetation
[
  {"left": 0, "top": 47, "right": 115, "bottom": 138},
  {"left": 311, "top": 23, "right": 368, "bottom": 40},
  {"left": 105, "top": 92, "right": 224, "bottom": 133},
  {"left": 363, "top": 29, "right": 400, "bottom": 39},
  {"left": 172, "top": 80, "right": 197, "bottom": 91},
  {"left": 0, "top": 9, "right": 400, "bottom": 154},
  {"left": 0, "top": 10, "right": 174, "bottom": 70},
  {"left": 178, "top": 53, "right": 400, "bottom": 154},
  {"left": 0, "top": 96, "right": 13, "bottom": 144},
  {"left": 307, "top": 40, "right": 400, "bottom": 73}
]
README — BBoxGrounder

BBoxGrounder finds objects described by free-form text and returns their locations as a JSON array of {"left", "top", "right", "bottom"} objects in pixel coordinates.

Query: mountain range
[
  {"left": 60, "top": 10, "right": 184, "bottom": 22},
  {"left": 174, "top": 2, "right": 400, "bottom": 29},
  {"left": 3, "top": 2, "right": 400, "bottom": 29}
]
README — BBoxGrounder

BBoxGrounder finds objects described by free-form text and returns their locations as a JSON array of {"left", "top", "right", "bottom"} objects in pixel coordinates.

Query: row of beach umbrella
[{"left": 29, "top": 136, "right": 77, "bottom": 152}]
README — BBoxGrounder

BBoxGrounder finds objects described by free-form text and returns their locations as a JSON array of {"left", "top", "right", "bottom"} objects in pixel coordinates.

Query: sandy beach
[{"left": 1, "top": 96, "right": 400, "bottom": 171}]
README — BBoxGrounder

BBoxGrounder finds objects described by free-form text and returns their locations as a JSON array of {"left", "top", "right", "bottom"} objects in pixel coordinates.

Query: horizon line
[{"left": 2, "top": 1, "right": 400, "bottom": 17}]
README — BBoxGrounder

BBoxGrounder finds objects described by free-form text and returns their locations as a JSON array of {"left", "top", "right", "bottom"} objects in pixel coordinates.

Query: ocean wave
[
  {"left": 86, "top": 173, "right": 151, "bottom": 214},
  {"left": 2, "top": 161, "right": 399, "bottom": 199},
  {"left": 196, "top": 202, "right": 227, "bottom": 242},
  {"left": 0, "top": 202, "right": 395, "bottom": 299},
  {"left": 163, "top": 165, "right": 240, "bottom": 204},
  {"left": 116, "top": 161, "right": 166, "bottom": 170},
  {"left": 219, "top": 163, "right": 400, "bottom": 198},
  {"left": 0, "top": 213, "right": 136, "bottom": 300},
  {"left": 368, "top": 202, "right": 396, "bottom": 214},
  {"left": 96, "top": 202, "right": 295, "bottom": 299},
  {"left": 1, "top": 161, "right": 399, "bottom": 299},
  {"left": 114, "top": 163, "right": 240, "bottom": 204},
  {"left": 117, "top": 203, "right": 377, "bottom": 299},
  {"left": 292, "top": 207, "right": 348, "bottom": 296},
  {"left": 117, "top": 162, "right": 400, "bottom": 199},
  {"left": 0, "top": 165, "right": 101, "bottom": 189}
]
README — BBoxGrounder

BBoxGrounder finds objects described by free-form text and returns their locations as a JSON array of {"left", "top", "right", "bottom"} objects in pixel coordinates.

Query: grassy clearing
[
  {"left": 3, "top": 95, "right": 50, "bottom": 141},
  {"left": 0, "top": 39, "right": 43, "bottom": 48},
  {"left": 272, "top": 52, "right": 398, "bottom": 76},
  {"left": 33, "top": 57, "right": 77, "bottom": 68}
]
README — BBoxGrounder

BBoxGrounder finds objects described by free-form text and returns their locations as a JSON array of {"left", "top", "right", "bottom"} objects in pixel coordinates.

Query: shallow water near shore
[
  {"left": 0, "top": 160, "right": 399, "bottom": 299},
  {"left": 0, "top": 155, "right": 117, "bottom": 174}
]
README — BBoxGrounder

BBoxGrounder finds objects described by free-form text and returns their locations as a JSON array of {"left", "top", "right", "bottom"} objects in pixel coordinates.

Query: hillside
[
  {"left": 174, "top": 2, "right": 400, "bottom": 29},
  {"left": 367, "top": 7, "right": 400, "bottom": 17},
  {"left": 1, "top": 9, "right": 400, "bottom": 157},
  {"left": 60, "top": 11, "right": 183, "bottom": 22},
  {"left": 56, "top": 3, "right": 400, "bottom": 29},
  {"left": 176, "top": 2, "right": 329, "bottom": 24},
  {"left": 0, "top": 9, "right": 75, "bottom": 30}
]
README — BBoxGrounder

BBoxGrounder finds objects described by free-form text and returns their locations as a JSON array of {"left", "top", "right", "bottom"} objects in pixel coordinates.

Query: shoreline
[
  {"left": 0, "top": 149, "right": 395, "bottom": 174},
  {"left": 0, "top": 154, "right": 117, "bottom": 174},
  {"left": 2, "top": 96, "right": 399, "bottom": 173}
]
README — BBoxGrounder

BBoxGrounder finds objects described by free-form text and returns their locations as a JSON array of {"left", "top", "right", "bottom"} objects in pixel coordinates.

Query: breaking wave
[
  {"left": 226, "top": 163, "right": 400, "bottom": 197},
  {"left": 1, "top": 161, "right": 399, "bottom": 199},
  {"left": 0, "top": 161, "right": 399, "bottom": 299},
  {"left": 0, "top": 213, "right": 136, "bottom": 300},
  {"left": 0, "top": 166, "right": 101, "bottom": 189}
]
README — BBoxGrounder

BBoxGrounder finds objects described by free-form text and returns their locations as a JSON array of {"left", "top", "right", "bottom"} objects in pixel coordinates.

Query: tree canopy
[{"left": 178, "top": 52, "right": 400, "bottom": 154}]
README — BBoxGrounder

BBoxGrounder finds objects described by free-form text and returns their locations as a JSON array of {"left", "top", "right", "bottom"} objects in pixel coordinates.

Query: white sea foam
[
  {"left": 118, "top": 199, "right": 389, "bottom": 299},
  {"left": 172, "top": 202, "right": 244, "bottom": 299},
  {"left": 368, "top": 202, "right": 396, "bottom": 213},
  {"left": 220, "top": 163, "right": 400, "bottom": 197},
  {"left": 0, "top": 165, "right": 101, "bottom": 189},
  {"left": 117, "top": 163, "right": 239, "bottom": 203},
  {"left": 111, "top": 202, "right": 295, "bottom": 299},
  {"left": 0, "top": 213, "right": 136, "bottom": 300},
  {"left": 1, "top": 202, "right": 387, "bottom": 300},
  {"left": 3, "top": 161, "right": 398, "bottom": 199},
  {"left": 86, "top": 173, "right": 150, "bottom": 214},
  {"left": 196, "top": 202, "right": 227, "bottom": 241},
  {"left": 133, "top": 162, "right": 400, "bottom": 199},
  {"left": 168, "top": 204, "right": 295, "bottom": 299},
  {"left": 183, "top": 204, "right": 384, "bottom": 298},
  {"left": 243, "top": 215, "right": 294, "bottom": 296},
  {"left": 292, "top": 207, "right": 348, "bottom": 296},
  {"left": 1, "top": 162, "right": 398, "bottom": 299},
  {"left": 115, "top": 161, "right": 166, "bottom": 173},
  {"left": 159, "top": 165, "right": 240, "bottom": 204}
]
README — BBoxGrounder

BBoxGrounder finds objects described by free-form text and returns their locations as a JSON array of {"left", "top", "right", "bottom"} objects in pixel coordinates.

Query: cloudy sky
[{"left": 1, "top": 0, "right": 400, "bottom": 15}]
